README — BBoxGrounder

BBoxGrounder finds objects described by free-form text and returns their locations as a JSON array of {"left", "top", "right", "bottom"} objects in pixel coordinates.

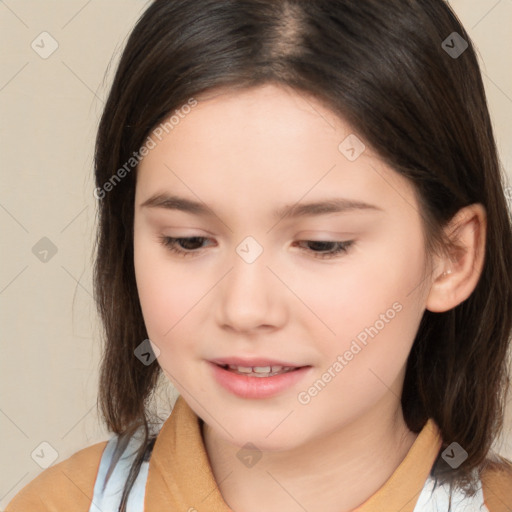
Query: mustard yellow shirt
[{"left": 5, "top": 396, "right": 512, "bottom": 511}]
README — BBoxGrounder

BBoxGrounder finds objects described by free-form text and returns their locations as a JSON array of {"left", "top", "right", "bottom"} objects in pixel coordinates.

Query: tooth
[
  {"left": 253, "top": 366, "right": 272, "bottom": 373},
  {"left": 222, "top": 364, "right": 298, "bottom": 376},
  {"left": 236, "top": 366, "right": 253, "bottom": 373}
]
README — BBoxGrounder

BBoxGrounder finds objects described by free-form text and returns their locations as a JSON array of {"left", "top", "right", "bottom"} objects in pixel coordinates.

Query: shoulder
[
  {"left": 480, "top": 456, "right": 512, "bottom": 512},
  {"left": 5, "top": 440, "right": 108, "bottom": 512}
]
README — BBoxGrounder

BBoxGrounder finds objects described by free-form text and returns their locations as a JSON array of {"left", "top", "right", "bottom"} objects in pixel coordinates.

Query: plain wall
[{"left": 1, "top": 0, "right": 511, "bottom": 507}]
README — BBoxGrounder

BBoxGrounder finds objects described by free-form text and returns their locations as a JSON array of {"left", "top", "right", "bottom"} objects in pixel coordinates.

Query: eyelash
[{"left": 157, "top": 236, "right": 354, "bottom": 260}]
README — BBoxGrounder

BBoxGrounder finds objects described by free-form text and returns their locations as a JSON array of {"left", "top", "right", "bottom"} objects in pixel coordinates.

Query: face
[{"left": 133, "top": 83, "right": 432, "bottom": 451}]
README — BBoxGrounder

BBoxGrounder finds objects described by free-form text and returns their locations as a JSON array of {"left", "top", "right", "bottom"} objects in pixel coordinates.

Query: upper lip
[{"left": 210, "top": 357, "right": 307, "bottom": 368}]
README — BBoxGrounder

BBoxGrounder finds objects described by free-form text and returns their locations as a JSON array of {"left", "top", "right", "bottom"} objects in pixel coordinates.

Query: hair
[{"left": 92, "top": 0, "right": 512, "bottom": 510}]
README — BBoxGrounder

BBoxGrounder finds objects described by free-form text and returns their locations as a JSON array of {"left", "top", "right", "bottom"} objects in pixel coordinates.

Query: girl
[{"left": 7, "top": 0, "right": 512, "bottom": 511}]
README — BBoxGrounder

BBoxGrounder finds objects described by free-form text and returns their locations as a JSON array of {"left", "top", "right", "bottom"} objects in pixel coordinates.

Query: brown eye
[
  {"left": 158, "top": 236, "right": 212, "bottom": 257},
  {"left": 294, "top": 240, "right": 354, "bottom": 259},
  {"left": 158, "top": 236, "right": 354, "bottom": 260}
]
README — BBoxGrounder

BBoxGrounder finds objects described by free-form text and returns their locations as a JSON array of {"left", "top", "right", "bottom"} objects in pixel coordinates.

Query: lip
[
  {"left": 208, "top": 361, "right": 312, "bottom": 399},
  {"left": 210, "top": 356, "right": 303, "bottom": 367}
]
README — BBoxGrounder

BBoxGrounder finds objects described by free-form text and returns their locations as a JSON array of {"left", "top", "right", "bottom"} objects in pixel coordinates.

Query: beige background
[{"left": 0, "top": 0, "right": 511, "bottom": 507}]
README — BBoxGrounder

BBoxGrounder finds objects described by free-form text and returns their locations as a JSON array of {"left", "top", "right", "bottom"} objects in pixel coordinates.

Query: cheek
[
  {"left": 292, "top": 230, "right": 425, "bottom": 338},
  {"left": 134, "top": 232, "right": 191, "bottom": 340},
  {"left": 296, "top": 227, "right": 426, "bottom": 385}
]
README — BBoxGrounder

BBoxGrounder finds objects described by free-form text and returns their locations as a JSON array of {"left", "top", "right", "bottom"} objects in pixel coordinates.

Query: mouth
[
  {"left": 209, "top": 361, "right": 313, "bottom": 399},
  {"left": 215, "top": 363, "right": 304, "bottom": 377}
]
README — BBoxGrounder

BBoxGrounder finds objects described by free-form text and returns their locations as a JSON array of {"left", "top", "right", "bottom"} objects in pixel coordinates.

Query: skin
[{"left": 133, "top": 83, "right": 486, "bottom": 512}]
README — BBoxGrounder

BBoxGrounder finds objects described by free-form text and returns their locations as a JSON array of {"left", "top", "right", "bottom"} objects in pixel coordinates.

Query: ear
[{"left": 426, "top": 203, "right": 487, "bottom": 313}]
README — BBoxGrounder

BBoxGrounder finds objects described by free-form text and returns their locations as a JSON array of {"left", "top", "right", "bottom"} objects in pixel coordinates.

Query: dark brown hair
[{"left": 93, "top": 0, "right": 512, "bottom": 509}]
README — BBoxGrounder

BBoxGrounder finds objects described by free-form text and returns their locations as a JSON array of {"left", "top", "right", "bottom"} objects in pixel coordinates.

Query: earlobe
[{"left": 425, "top": 204, "right": 487, "bottom": 313}]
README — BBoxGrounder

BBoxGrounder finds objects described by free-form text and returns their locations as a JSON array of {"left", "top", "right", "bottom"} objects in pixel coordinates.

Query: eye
[
  {"left": 293, "top": 240, "right": 354, "bottom": 259},
  {"left": 158, "top": 236, "right": 354, "bottom": 260},
  {"left": 158, "top": 236, "right": 212, "bottom": 257}
]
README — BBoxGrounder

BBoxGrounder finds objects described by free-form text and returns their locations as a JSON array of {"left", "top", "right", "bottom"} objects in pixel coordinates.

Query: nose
[{"left": 215, "top": 248, "right": 286, "bottom": 333}]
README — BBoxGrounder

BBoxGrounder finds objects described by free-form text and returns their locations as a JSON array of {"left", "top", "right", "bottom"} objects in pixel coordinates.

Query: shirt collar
[{"left": 146, "top": 395, "right": 442, "bottom": 512}]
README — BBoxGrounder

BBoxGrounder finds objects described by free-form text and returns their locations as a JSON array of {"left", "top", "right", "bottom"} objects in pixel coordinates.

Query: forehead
[
  {"left": 135, "top": 84, "right": 419, "bottom": 219},
  {"left": 140, "top": 83, "right": 351, "bottom": 166}
]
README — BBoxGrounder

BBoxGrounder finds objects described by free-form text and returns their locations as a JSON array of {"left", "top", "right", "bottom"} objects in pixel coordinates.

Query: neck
[{"left": 201, "top": 392, "right": 418, "bottom": 512}]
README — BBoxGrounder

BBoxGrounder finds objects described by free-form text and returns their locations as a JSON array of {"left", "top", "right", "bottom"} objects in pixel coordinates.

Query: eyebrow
[{"left": 139, "top": 193, "right": 383, "bottom": 219}]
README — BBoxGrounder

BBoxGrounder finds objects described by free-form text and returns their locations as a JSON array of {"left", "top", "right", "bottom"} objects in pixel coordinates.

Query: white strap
[
  {"left": 413, "top": 470, "right": 489, "bottom": 511},
  {"left": 89, "top": 432, "right": 149, "bottom": 512}
]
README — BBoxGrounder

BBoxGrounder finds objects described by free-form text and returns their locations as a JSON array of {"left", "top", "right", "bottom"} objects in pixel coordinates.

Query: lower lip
[{"left": 209, "top": 362, "right": 312, "bottom": 399}]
